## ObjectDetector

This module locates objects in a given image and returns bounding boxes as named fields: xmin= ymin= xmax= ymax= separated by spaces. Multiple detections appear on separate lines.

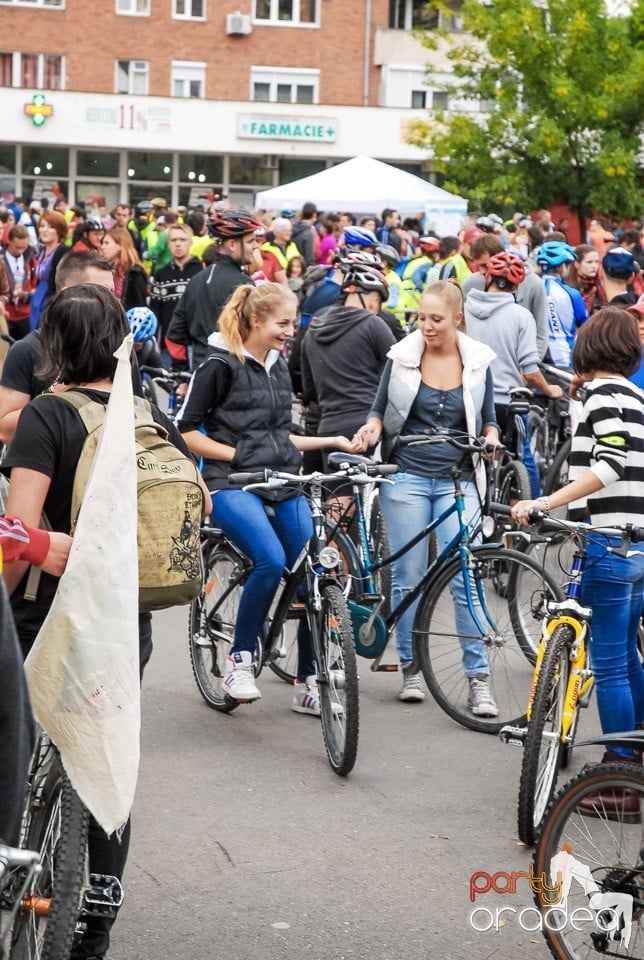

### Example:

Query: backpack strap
xmin=53 ymin=389 xmax=107 ymax=434
xmin=22 ymin=512 xmax=52 ymax=602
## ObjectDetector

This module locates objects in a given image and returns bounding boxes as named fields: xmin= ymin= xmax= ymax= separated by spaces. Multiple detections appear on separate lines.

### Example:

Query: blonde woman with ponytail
xmin=177 ymin=282 xmax=357 ymax=708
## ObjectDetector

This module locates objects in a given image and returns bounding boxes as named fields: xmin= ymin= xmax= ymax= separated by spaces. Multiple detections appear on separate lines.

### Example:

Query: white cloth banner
xmin=25 ymin=336 xmax=140 ymax=836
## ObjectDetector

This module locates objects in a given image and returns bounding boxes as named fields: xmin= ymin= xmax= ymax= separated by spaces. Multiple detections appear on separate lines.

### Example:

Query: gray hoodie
xmin=464 ymin=289 xmax=540 ymax=405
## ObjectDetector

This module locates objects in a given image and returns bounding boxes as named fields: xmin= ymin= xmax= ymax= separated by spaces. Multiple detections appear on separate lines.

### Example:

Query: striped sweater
xmin=569 ymin=377 xmax=644 ymax=525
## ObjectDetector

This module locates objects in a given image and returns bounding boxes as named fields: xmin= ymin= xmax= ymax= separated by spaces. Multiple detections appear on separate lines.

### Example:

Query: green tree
xmin=406 ymin=0 xmax=644 ymax=234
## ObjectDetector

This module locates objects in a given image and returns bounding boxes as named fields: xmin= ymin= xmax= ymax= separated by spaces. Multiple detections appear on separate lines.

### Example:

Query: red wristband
xmin=20 ymin=526 xmax=51 ymax=567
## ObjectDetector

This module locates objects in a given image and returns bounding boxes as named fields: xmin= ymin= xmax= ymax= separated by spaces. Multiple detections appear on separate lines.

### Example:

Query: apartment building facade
xmin=0 ymin=0 xmax=465 ymax=210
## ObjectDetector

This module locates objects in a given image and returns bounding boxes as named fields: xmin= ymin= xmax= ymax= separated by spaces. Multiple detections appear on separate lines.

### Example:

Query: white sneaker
xmin=398 ymin=670 xmax=425 ymax=703
xmin=292 ymin=676 xmax=321 ymax=716
xmin=223 ymin=651 xmax=261 ymax=701
xmin=468 ymin=675 xmax=498 ymax=717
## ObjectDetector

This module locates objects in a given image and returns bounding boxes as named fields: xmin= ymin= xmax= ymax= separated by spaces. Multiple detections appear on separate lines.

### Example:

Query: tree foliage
xmin=406 ymin=0 xmax=644 ymax=226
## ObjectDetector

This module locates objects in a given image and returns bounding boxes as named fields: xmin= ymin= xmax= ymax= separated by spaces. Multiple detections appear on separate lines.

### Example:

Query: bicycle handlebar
xmin=228 ymin=461 xmax=399 ymax=489
xmin=490 ymin=502 xmax=644 ymax=543
xmin=398 ymin=432 xmax=505 ymax=456
xmin=140 ymin=366 xmax=192 ymax=384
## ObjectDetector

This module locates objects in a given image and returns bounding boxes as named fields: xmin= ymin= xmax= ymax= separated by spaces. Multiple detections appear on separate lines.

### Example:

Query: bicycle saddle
xmin=327 ymin=452 xmax=376 ymax=469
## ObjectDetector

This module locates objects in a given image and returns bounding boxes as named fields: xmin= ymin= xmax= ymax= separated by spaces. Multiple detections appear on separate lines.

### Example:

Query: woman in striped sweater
xmin=512 ymin=307 xmax=644 ymax=778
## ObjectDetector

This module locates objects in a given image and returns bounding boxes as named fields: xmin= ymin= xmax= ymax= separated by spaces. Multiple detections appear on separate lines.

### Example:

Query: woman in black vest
xmin=177 ymin=282 xmax=356 ymax=710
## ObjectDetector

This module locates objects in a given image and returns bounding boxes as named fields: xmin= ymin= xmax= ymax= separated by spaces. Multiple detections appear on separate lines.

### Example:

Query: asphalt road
xmin=109 ymin=604 xmax=602 ymax=960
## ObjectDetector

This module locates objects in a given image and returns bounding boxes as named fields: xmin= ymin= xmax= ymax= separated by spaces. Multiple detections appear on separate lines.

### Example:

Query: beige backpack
xmin=56 ymin=390 xmax=203 ymax=611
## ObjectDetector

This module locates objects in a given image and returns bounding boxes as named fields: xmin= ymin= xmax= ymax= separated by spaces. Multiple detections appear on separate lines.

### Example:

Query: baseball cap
xmin=463 ymin=227 xmax=484 ymax=245
xmin=281 ymin=208 xmax=295 ymax=218
xmin=150 ymin=196 xmax=167 ymax=208
xmin=626 ymin=300 xmax=644 ymax=318
xmin=602 ymin=246 xmax=636 ymax=279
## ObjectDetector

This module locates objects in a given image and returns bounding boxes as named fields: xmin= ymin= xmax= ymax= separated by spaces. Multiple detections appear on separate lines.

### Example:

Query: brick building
xmin=0 ymin=0 xmax=465 ymax=210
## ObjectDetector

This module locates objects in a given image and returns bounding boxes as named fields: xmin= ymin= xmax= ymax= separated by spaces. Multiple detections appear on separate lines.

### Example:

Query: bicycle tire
xmin=533 ymin=761 xmax=644 ymax=959
xmin=363 ymin=490 xmax=392 ymax=622
xmin=543 ymin=437 xmax=572 ymax=496
xmin=10 ymin=752 xmax=88 ymax=960
xmin=499 ymin=459 xmax=532 ymax=504
xmin=188 ymin=543 xmax=246 ymax=712
xmin=413 ymin=547 xmax=561 ymax=734
xmin=517 ymin=624 xmax=574 ymax=846
xmin=315 ymin=582 xmax=359 ymax=776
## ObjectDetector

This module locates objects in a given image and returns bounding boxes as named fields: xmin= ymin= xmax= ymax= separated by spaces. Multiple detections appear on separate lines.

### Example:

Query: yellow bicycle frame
xmin=526 ymin=614 xmax=591 ymax=727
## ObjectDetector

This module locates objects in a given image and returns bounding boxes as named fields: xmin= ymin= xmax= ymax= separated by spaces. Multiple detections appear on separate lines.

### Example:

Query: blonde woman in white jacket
xmin=356 ymin=282 xmax=501 ymax=709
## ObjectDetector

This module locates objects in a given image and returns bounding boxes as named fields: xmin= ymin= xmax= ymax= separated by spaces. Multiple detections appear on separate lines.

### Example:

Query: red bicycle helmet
xmin=485 ymin=251 xmax=526 ymax=287
xmin=208 ymin=208 xmax=266 ymax=240
xmin=419 ymin=235 xmax=440 ymax=253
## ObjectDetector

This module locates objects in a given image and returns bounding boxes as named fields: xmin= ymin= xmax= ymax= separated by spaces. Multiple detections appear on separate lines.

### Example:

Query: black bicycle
xmin=188 ymin=466 xmax=360 ymax=776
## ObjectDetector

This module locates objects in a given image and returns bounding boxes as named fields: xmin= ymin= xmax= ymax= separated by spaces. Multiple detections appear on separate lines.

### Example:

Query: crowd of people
xmin=1 ymin=190 xmax=644 ymax=957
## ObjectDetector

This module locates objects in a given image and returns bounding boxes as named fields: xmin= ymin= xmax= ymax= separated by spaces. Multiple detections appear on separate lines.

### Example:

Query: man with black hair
xmin=291 ymin=201 xmax=320 ymax=266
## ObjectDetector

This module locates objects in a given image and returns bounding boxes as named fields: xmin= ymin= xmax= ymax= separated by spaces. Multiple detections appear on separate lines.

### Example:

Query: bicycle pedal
xmin=499 ymin=724 xmax=527 ymax=747
xmin=81 ymin=874 xmax=124 ymax=919
xmin=373 ymin=664 xmax=398 ymax=672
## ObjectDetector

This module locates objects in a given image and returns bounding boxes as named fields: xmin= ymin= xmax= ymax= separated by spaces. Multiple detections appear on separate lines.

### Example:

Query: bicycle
xmin=188 ymin=466 xmax=360 ymax=776
xmin=0 ymin=730 xmax=122 ymax=959
xmin=0 ymin=842 xmax=41 ymax=960
xmin=320 ymin=434 xmax=563 ymax=734
xmin=533 ymin=728 xmax=644 ymax=960
xmin=139 ymin=365 xmax=192 ymax=418
xmin=528 ymin=363 xmax=582 ymax=498
xmin=499 ymin=511 xmax=644 ymax=846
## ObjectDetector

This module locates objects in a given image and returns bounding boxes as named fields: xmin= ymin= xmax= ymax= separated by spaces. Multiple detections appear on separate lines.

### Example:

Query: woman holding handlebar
xmin=355 ymin=281 xmax=501 ymax=710
xmin=512 ymin=307 xmax=644 ymax=807
xmin=177 ymin=281 xmax=357 ymax=711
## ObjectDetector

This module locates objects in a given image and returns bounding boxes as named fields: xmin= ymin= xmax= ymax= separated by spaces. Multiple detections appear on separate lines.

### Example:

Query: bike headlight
xmin=482 ymin=515 xmax=497 ymax=539
xmin=318 ymin=546 xmax=340 ymax=569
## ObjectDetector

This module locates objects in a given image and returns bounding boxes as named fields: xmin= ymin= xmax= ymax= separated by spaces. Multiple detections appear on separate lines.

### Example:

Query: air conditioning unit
xmin=226 ymin=11 xmax=252 ymax=35
xmin=262 ymin=154 xmax=279 ymax=171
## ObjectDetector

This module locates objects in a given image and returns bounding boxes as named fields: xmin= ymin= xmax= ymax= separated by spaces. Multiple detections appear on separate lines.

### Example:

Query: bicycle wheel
xmin=362 ymin=490 xmax=392 ymax=621
xmin=517 ymin=624 xmax=574 ymax=846
xmin=267 ymin=585 xmax=302 ymax=684
xmin=11 ymin=751 xmax=88 ymax=960
xmin=414 ymin=547 xmax=561 ymax=734
xmin=543 ymin=437 xmax=572 ymax=497
xmin=499 ymin=459 xmax=532 ymax=505
xmin=188 ymin=543 xmax=247 ymax=712
xmin=534 ymin=762 xmax=644 ymax=959
xmin=315 ymin=582 xmax=359 ymax=776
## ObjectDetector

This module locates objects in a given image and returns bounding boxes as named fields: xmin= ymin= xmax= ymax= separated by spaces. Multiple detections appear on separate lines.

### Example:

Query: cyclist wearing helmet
xmin=465 ymin=251 xmax=563 ymax=497
xmin=127 ymin=306 xmax=163 ymax=369
xmin=300 ymin=261 xmax=396 ymax=454
xmin=536 ymin=240 xmax=588 ymax=367
xmin=166 ymin=207 xmax=265 ymax=372
xmin=72 ymin=217 xmax=105 ymax=254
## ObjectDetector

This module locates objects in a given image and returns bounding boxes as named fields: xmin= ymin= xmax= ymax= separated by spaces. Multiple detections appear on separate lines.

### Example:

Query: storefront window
xmin=22 ymin=145 xmax=69 ymax=177
xmin=21 ymin=179 xmax=69 ymax=206
xmin=228 ymin=155 xmax=274 ymax=187
xmin=128 ymin=184 xmax=171 ymax=208
xmin=0 ymin=144 xmax=15 ymax=200
xmin=279 ymin=158 xmax=325 ymax=182
xmin=178 ymin=153 xmax=223 ymax=184
xmin=77 ymin=151 xmax=120 ymax=178
xmin=126 ymin=151 xmax=172 ymax=182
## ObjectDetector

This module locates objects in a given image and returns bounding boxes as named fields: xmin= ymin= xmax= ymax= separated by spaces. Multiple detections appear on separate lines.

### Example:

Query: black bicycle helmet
xmin=341 ymin=263 xmax=389 ymax=301
xmin=82 ymin=217 xmax=104 ymax=232
xmin=208 ymin=208 xmax=266 ymax=240
xmin=334 ymin=251 xmax=383 ymax=271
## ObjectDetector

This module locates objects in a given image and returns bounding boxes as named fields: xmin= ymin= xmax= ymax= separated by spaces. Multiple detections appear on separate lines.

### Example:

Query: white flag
xmin=25 ymin=335 xmax=140 ymax=835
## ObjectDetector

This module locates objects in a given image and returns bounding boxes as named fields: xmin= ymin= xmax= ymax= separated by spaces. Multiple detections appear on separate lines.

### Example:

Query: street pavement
xmin=110 ymin=604 xmax=602 ymax=960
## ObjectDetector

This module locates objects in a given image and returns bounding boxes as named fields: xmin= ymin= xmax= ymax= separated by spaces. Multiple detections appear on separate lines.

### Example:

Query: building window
xmin=253 ymin=0 xmax=318 ymax=26
xmin=389 ymin=0 xmax=437 ymax=30
xmin=432 ymin=90 xmax=449 ymax=110
xmin=116 ymin=0 xmax=150 ymax=14
xmin=250 ymin=66 xmax=318 ymax=104
xmin=173 ymin=0 xmax=204 ymax=18
xmin=171 ymin=62 xmax=206 ymax=98
xmin=439 ymin=1 xmax=464 ymax=32
xmin=0 ymin=0 xmax=64 ymax=7
xmin=127 ymin=151 xmax=172 ymax=182
xmin=411 ymin=89 xmax=426 ymax=109
xmin=0 ymin=51 xmax=64 ymax=89
xmin=77 ymin=151 xmax=120 ymax=178
xmin=116 ymin=60 xmax=149 ymax=95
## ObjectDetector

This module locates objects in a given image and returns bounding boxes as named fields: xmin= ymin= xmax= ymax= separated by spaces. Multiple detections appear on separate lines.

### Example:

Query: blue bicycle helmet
xmin=127 ymin=306 xmax=158 ymax=341
xmin=536 ymin=240 xmax=577 ymax=270
xmin=343 ymin=226 xmax=377 ymax=248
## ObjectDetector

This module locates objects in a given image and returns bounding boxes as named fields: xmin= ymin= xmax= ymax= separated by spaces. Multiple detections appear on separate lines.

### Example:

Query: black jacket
xmin=150 ymin=256 xmax=203 ymax=336
xmin=176 ymin=337 xmax=301 ymax=493
xmin=301 ymin=305 xmax=396 ymax=434
xmin=166 ymin=254 xmax=253 ymax=371
xmin=291 ymin=220 xmax=316 ymax=266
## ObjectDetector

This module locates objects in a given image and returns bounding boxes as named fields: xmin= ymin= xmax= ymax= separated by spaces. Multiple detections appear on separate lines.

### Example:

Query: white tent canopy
xmin=255 ymin=155 xmax=467 ymax=233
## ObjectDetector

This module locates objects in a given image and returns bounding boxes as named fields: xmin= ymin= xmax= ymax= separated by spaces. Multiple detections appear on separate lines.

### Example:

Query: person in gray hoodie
xmin=301 ymin=261 xmax=396 ymax=447
xmin=464 ymin=251 xmax=562 ymax=497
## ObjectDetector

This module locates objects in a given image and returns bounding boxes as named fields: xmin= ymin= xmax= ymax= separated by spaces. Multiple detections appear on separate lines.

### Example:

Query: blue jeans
xmin=211 ymin=490 xmax=315 ymax=681
xmin=379 ymin=473 xmax=488 ymax=674
xmin=580 ymin=538 xmax=644 ymax=758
